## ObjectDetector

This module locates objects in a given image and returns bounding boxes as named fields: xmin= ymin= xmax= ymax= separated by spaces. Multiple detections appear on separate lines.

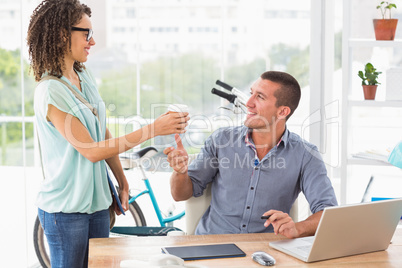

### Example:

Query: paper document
xmin=351 ymin=148 xmax=391 ymax=163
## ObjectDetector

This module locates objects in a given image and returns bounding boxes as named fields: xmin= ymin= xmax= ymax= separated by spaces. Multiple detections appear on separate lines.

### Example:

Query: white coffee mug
xmin=167 ymin=104 xmax=189 ymax=114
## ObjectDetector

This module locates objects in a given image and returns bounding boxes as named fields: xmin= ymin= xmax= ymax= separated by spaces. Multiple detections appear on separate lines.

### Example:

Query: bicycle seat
xmin=120 ymin=147 xmax=158 ymax=169
xmin=131 ymin=146 xmax=158 ymax=159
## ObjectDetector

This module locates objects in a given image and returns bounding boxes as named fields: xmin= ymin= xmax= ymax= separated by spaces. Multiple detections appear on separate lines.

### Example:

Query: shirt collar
xmin=243 ymin=126 xmax=289 ymax=148
xmin=280 ymin=127 xmax=289 ymax=148
xmin=242 ymin=127 xmax=253 ymax=148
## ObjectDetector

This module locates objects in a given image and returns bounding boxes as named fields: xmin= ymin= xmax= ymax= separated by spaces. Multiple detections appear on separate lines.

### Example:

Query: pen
xmin=261 ymin=215 xmax=271 ymax=220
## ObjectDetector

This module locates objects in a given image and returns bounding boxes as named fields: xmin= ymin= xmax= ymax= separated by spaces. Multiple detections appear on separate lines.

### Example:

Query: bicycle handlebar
xmin=216 ymin=80 xmax=233 ymax=91
xmin=211 ymin=88 xmax=236 ymax=103
xmin=215 ymin=80 xmax=248 ymax=106
xmin=212 ymin=80 xmax=247 ymax=114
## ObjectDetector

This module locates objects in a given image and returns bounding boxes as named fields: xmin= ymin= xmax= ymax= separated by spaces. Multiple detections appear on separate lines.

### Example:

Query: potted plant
xmin=358 ymin=63 xmax=382 ymax=100
xmin=374 ymin=1 xmax=398 ymax=40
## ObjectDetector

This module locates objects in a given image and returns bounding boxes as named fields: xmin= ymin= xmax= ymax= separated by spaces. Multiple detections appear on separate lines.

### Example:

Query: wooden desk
xmin=89 ymin=227 xmax=402 ymax=267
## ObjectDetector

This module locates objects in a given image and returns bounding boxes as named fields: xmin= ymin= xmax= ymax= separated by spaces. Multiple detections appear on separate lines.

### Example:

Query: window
xmin=1 ymin=1 xmax=327 ymax=267
xmin=127 ymin=8 xmax=135 ymax=18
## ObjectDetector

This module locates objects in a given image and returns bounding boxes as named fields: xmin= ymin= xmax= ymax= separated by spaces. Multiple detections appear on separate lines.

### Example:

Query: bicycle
xmin=112 ymin=146 xmax=185 ymax=234
xmin=33 ymin=146 xmax=185 ymax=268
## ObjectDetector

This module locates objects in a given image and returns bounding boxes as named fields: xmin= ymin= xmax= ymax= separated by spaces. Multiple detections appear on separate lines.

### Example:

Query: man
xmin=164 ymin=71 xmax=338 ymax=238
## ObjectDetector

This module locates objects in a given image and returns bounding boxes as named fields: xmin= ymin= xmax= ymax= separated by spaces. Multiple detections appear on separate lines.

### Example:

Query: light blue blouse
xmin=34 ymin=68 xmax=111 ymax=214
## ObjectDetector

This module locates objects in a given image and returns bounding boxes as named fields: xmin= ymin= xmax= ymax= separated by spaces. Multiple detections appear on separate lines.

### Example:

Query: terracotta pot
xmin=373 ymin=19 xmax=398 ymax=40
xmin=362 ymin=85 xmax=378 ymax=100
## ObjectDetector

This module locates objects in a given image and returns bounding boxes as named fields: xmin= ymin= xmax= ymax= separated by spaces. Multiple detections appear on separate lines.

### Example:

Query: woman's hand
xmin=152 ymin=112 xmax=189 ymax=136
xmin=114 ymin=187 xmax=129 ymax=215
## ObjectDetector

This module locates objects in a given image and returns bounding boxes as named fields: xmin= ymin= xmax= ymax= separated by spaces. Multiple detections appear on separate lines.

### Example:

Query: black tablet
xmin=161 ymin=243 xmax=246 ymax=260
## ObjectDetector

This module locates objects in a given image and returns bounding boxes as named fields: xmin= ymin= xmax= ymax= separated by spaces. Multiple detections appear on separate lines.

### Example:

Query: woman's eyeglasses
xmin=71 ymin=27 xmax=93 ymax=42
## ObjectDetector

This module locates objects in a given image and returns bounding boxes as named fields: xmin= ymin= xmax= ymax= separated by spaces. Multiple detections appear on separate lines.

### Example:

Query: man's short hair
xmin=261 ymin=71 xmax=301 ymax=120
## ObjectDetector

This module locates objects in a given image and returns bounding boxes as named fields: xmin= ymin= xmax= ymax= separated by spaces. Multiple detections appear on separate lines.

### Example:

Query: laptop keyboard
xmin=295 ymin=237 xmax=313 ymax=254
xmin=296 ymin=245 xmax=312 ymax=253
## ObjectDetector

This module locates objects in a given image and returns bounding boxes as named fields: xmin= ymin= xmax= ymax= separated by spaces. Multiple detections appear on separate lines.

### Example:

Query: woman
xmin=27 ymin=0 xmax=189 ymax=267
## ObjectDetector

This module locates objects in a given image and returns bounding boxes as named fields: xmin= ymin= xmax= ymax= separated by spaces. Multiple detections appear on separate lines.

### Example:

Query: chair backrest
xmin=184 ymin=154 xmax=211 ymax=235
xmin=185 ymin=183 xmax=212 ymax=235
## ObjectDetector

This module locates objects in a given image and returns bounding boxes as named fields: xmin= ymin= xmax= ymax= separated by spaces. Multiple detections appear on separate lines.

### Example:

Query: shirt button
xmin=247 ymin=206 xmax=250 ymax=209
xmin=254 ymin=167 xmax=259 ymax=170
xmin=250 ymin=187 xmax=254 ymax=190
xmin=243 ymin=224 xmax=246 ymax=227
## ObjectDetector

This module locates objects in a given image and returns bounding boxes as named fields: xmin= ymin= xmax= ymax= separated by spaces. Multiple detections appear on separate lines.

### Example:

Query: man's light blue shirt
xmin=188 ymin=126 xmax=338 ymax=234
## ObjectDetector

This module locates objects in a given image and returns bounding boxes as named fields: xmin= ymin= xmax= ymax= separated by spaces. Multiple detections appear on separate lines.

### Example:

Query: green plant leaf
xmin=358 ymin=71 xmax=367 ymax=85
xmin=365 ymin=62 xmax=374 ymax=73
xmin=359 ymin=62 xmax=381 ymax=85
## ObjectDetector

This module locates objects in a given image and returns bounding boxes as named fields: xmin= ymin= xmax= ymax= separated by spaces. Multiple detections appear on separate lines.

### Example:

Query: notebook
xmin=269 ymin=198 xmax=402 ymax=263
xmin=106 ymin=169 xmax=125 ymax=215
xmin=161 ymin=243 xmax=246 ymax=260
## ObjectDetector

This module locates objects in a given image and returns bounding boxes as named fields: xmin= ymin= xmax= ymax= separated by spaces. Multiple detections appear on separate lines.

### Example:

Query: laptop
xmin=269 ymin=198 xmax=402 ymax=262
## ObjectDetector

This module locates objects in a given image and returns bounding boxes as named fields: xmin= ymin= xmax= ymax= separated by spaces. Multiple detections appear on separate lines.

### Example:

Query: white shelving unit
xmin=349 ymin=39 xmax=402 ymax=48
xmin=341 ymin=1 xmax=402 ymax=204
xmin=348 ymin=100 xmax=402 ymax=108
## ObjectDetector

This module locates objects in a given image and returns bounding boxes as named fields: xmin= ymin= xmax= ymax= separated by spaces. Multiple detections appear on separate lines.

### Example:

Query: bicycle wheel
xmin=33 ymin=216 xmax=50 ymax=268
xmin=33 ymin=201 xmax=145 ymax=267
xmin=111 ymin=201 xmax=147 ymax=230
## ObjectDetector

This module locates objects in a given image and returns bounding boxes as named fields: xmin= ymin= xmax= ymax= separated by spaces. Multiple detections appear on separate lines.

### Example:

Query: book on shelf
xmin=351 ymin=149 xmax=391 ymax=163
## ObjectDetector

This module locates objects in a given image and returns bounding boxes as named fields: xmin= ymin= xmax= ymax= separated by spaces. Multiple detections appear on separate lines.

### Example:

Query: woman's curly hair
xmin=27 ymin=0 xmax=91 ymax=81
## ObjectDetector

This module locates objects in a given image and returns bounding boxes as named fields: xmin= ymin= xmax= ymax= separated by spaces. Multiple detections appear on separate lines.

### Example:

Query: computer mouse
xmin=149 ymin=254 xmax=185 ymax=266
xmin=252 ymin=251 xmax=276 ymax=266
